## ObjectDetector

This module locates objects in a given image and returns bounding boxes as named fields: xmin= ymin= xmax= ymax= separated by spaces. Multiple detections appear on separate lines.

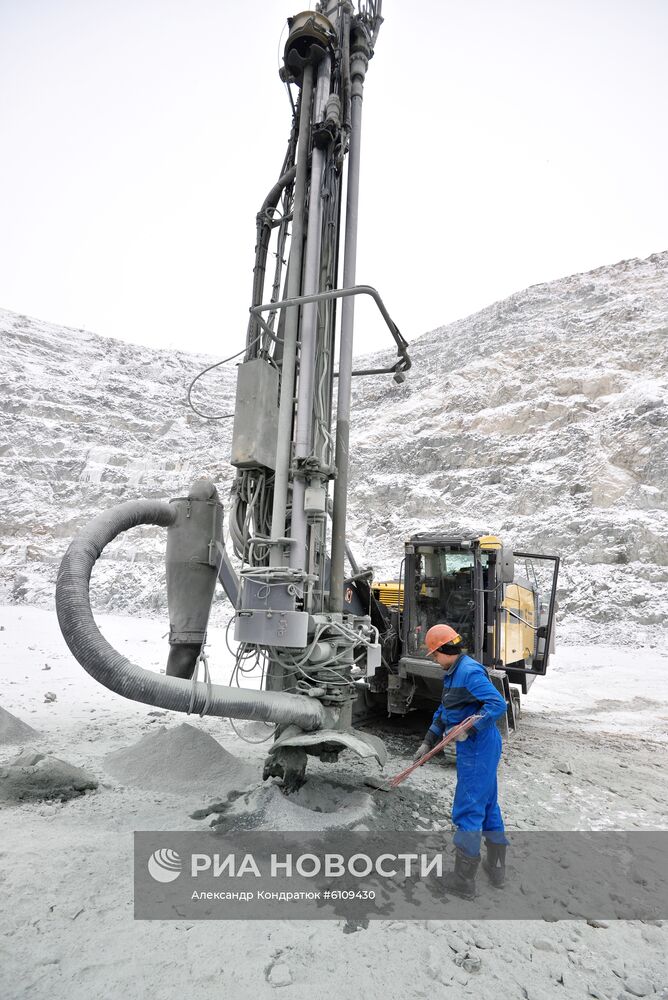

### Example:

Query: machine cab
xmin=375 ymin=533 xmax=559 ymax=716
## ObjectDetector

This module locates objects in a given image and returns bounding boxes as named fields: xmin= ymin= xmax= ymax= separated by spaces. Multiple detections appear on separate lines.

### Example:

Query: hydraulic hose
xmin=55 ymin=499 xmax=326 ymax=730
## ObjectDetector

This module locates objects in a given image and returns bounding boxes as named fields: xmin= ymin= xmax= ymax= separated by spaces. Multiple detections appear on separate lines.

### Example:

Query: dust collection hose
xmin=55 ymin=499 xmax=326 ymax=730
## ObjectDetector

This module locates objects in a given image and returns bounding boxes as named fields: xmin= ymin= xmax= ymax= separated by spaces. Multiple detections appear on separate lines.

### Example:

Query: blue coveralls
xmin=427 ymin=653 xmax=509 ymax=857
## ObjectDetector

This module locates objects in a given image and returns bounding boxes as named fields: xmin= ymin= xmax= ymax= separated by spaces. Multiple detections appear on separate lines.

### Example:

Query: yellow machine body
xmin=372 ymin=581 xmax=404 ymax=611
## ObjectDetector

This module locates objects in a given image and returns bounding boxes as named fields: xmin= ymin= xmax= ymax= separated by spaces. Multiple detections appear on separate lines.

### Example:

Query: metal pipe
xmin=249 ymin=164 xmax=298 ymax=350
xmin=330 ymin=38 xmax=369 ymax=612
xmin=290 ymin=55 xmax=332 ymax=573
xmin=325 ymin=495 xmax=360 ymax=575
xmin=269 ymin=63 xmax=315 ymax=567
xmin=474 ymin=552 xmax=484 ymax=662
xmin=250 ymin=284 xmax=410 ymax=372
xmin=345 ymin=541 xmax=360 ymax=576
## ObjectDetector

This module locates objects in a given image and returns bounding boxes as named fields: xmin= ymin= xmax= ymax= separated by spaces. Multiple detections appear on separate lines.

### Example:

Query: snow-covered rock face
xmin=0 ymin=311 xmax=235 ymax=614
xmin=346 ymin=251 xmax=668 ymax=637
xmin=1 ymin=251 xmax=667 ymax=636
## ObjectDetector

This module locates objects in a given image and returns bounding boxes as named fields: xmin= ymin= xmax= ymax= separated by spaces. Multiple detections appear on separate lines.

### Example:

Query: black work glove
xmin=412 ymin=730 xmax=438 ymax=762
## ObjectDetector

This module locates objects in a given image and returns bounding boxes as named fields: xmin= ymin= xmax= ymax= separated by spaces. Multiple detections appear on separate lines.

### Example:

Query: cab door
xmin=506 ymin=552 xmax=560 ymax=677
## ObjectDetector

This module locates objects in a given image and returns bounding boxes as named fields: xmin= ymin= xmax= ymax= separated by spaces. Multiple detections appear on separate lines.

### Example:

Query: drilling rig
xmin=56 ymin=2 xmax=411 ymax=790
xmin=55 ymin=4 xmax=560 ymax=790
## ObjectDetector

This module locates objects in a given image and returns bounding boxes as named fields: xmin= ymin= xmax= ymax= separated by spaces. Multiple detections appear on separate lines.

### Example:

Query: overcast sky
xmin=1 ymin=0 xmax=667 ymax=360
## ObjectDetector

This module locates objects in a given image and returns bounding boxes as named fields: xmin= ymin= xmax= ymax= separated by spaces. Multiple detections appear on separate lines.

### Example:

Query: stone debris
xmin=12 ymin=748 xmax=45 ymax=767
xmin=444 ymin=931 xmax=467 ymax=953
xmin=640 ymin=925 xmax=665 ymax=946
xmin=425 ymin=944 xmax=441 ymax=979
xmin=623 ymin=977 xmax=654 ymax=998
xmin=533 ymin=937 xmax=561 ymax=953
xmin=454 ymin=953 xmax=482 ymax=973
xmin=473 ymin=933 xmax=494 ymax=949
xmin=0 ymin=749 xmax=97 ymax=802
xmin=554 ymin=760 xmax=573 ymax=775
xmin=267 ymin=963 xmax=293 ymax=988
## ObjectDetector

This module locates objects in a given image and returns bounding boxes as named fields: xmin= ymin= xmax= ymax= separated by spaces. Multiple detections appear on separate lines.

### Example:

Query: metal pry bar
xmin=388 ymin=715 xmax=483 ymax=789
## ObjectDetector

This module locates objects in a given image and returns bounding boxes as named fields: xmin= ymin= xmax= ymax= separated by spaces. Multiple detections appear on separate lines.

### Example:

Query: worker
xmin=413 ymin=623 xmax=509 ymax=899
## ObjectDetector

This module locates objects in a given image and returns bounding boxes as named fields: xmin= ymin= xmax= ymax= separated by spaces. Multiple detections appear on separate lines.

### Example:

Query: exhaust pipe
xmin=55 ymin=491 xmax=326 ymax=731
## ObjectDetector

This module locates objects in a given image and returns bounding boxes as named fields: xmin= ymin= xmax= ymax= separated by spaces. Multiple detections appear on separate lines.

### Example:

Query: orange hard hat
xmin=424 ymin=623 xmax=462 ymax=654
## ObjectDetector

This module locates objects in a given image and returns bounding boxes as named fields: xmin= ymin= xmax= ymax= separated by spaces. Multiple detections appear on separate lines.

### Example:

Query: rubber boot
xmin=443 ymin=848 xmax=479 ymax=900
xmin=482 ymin=840 xmax=506 ymax=888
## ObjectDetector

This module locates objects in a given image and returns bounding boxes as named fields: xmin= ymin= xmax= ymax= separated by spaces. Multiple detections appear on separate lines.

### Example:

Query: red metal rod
xmin=388 ymin=714 xmax=483 ymax=788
